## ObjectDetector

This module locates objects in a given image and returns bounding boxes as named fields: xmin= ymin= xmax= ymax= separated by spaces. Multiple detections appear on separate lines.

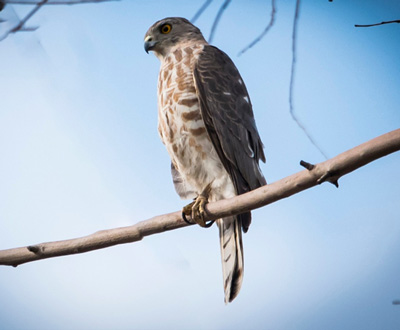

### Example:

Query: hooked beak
xmin=144 ymin=35 xmax=157 ymax=54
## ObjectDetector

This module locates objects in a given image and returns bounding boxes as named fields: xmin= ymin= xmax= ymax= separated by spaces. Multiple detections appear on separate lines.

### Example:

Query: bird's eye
xmin=160 ymin=24 xmax=172 ymax=34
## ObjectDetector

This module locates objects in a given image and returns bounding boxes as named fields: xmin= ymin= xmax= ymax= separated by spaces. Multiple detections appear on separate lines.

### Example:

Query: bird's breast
xmin=156 ymin=44 xmax=229 ymax=193
xmin=157 ymin=45 xmax=210 ymax=156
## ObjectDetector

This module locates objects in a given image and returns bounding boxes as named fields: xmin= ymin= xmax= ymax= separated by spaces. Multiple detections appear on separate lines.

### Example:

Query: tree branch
xmin=0 ymin=129 xmax=399 ymax=267
xmin=237 ymin=0 xmax=276 ymax=56
xmin=8 ymin=0 xmax=47 ymax=33
xmin=289 ymin=0 xmax=329 ymax=160
xmin=0 ymin=0 xmax=46 ymax=41
xmin=355 ymin=20 xmax=400 ymax=28
xmin=191 ymin=0 xmax=212 ymax=24
xmin=0 ymin=0 xmax=116 ymax=42
xmin=3 ymin=0 xmax=116 ymax=4
xmin=208 ymin=0 xmax=231 ymax=43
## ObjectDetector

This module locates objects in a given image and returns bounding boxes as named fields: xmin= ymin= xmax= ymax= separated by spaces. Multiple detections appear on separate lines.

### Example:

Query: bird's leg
xmin=182 ymin=183 xmax=215 ymax=228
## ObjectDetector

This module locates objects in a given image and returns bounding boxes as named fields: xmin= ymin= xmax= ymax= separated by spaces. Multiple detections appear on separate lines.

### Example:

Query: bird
xmin=144 ymin=17 xmax=266 ymax=303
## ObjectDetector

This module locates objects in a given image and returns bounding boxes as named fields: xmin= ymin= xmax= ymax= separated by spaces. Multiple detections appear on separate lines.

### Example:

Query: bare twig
xmin=289 ymin=0 xmax=329 ymax=160
xmin=1 ymin=129 xmax=399 ymax=267
xmin=191 ymin=0 xmax=212 ymax=23
xmin=3 ymin=0 xmax=116 ymax=4
xmin=237 ymin=0 xmax=276 ymax=56
xmin=0 ymin=0 xmax=46 ymax=41
xmin=208 ymin=0 xmax=231 ymax=43
xmin=0 ymin=0 xmax=116 ymax=42
xmin=355 ymin=20 xmax=400 ymax=28
xmin=9 ymin=0 xmax=46 ymax=32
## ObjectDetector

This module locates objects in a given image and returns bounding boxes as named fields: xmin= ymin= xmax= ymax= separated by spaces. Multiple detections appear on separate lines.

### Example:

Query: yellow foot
xmin=181 ymin=184 xmax=214 ymax=228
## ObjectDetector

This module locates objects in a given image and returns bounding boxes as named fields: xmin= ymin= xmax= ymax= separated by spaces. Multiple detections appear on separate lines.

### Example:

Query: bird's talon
xmin=182 ymin=186 xmax=211 ymax=228
xmin=182 ymin=211 xmax=193 ymax=225
xmin=204 ymin=220 xmax=215 ymax=228
xmin=182 ymin=201 xmax=195 ymax=224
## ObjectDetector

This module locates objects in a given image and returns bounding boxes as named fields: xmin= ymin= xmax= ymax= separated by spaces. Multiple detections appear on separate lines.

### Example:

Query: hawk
xmin=144 ymin=17 xmax=266 ymax=303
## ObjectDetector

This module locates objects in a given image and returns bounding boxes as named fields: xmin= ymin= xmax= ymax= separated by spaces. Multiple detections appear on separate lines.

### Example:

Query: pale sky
xmin=1 ymin=1 xmax=400 ymax=329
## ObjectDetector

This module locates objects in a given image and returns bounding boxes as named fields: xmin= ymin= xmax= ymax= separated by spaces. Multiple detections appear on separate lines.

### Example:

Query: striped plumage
xmin=144 ymin=17 xmax=266 ymax=303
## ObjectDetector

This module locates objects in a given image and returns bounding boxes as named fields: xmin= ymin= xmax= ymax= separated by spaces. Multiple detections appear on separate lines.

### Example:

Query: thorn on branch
xmin=317 ymin=171 xmax=339 ymax=188
xmin=28 ymin=245 xmax=42 ymax=254
xmin=300 ymin=160 xmax=315 ymax=171
xmin=301 ymin=160 xmax=339 ymax=187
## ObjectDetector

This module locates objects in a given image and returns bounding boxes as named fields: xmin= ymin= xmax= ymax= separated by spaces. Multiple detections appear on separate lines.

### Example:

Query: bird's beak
xmin=144 ymin=35 xmax=157 ymax=54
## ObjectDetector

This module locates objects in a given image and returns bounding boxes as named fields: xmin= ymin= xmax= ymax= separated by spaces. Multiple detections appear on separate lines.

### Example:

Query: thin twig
xmin=0 ymin=0 xmax=46 ymax=41
xmin=289 ymin=0 xmax=329 ymax=159
xmin=9 ymin=0 xmax=47 ymax=32
xmin=237 ymin=0 xmax=276 ymax=56
xmin=208 ymin=0 xmax=231 ymax=43
xmin=0 ymin=128 xmax=399 ymax=267
xmin=3 ymin=0 xmax=116 ymax=4
xmin=0 ymin=0 xmax=116 ymax=42
xmin=355 ymin=20 xmax=400 ymax=28
xmin=191 ymin=0 xmax=212 ymax=23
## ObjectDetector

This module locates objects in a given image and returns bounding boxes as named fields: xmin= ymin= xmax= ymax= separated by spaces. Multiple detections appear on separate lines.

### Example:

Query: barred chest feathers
xmin=157 ymin=43 xmax=235 ymax=200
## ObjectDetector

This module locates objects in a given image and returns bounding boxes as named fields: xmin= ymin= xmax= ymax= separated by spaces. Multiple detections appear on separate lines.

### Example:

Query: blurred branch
xmin=0 ymin=0 xmax=116 ymax=42
xmin=238 ymin=0 xmax=276 ymax=56
xmin=208 ymin=0 xmax=230 ymax=43
xmin=289 ymin=0 xmax=329 ymax=159
xmin=0 ymin=0 xmax=45 ymax=41
xmin=3 ymin=0 xmax=116 ymax=4
xmin=1 ymin=129 xmax=399 ymax=267
xmin=191 ymin=0 xmax=212 ymax=23
xmin=8 ymin=0 xmax=46 ymax=31
xmin=355 ymin=20 xmax=400 ymax=28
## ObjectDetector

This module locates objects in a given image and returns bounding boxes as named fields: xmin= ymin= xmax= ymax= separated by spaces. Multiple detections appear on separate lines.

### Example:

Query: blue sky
xmin=0 ymin=0 xmax=399 ymax=329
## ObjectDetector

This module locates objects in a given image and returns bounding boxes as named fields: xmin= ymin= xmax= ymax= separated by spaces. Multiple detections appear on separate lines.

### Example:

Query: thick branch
xmin=0 ymin=129 xmax=399 ymax=267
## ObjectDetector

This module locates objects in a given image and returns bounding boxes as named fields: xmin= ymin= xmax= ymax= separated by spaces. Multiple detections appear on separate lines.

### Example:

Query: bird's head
xmin=144 ymin=17 xmax=206 ymax=58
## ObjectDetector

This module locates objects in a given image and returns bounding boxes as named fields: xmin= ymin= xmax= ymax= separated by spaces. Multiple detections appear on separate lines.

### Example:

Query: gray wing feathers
xmin=193 ymin=45 xmax=266 ymax=196
xmin=193 ymin=45 xmax=267 ymax=302
xmin=194 ymin=45 xmax=266 ymax=233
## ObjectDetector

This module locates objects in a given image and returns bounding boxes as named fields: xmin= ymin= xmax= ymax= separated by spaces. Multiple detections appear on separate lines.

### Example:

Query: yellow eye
xmin=160 ymin=24 xmax=172 ymax=34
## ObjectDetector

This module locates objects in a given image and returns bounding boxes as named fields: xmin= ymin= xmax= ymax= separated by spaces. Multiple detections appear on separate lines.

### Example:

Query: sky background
xmin=0 ymin=0 xmax=399 ymax=329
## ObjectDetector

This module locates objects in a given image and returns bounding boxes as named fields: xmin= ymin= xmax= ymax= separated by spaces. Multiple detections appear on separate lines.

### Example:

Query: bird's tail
xmin=217 ymin=216 xmax=244 ymax=304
